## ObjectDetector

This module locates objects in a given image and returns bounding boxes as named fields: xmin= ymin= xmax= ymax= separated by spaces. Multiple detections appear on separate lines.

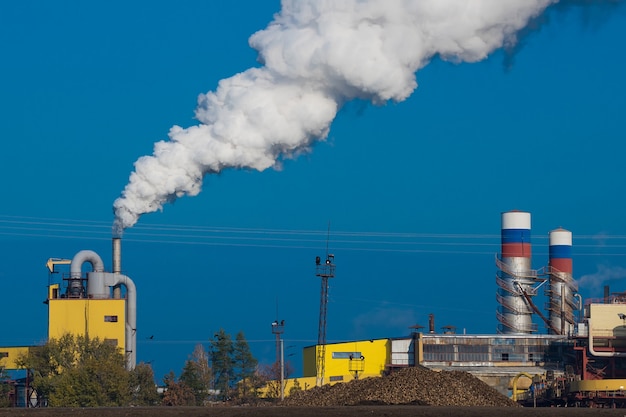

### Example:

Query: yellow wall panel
xmin=0 ymin=346 xmax=30 ymax=369
xmin=48 ymin=298 xmax=126 ymax=351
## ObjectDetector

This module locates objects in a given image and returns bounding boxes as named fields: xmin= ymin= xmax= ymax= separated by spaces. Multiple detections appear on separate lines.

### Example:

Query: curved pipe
xmin=70 ymin=250 xmax=104 ymax=279
xmin=588 ymin=318 xmax=626 ymax=358
xmin=85 ymin=271 xmax=137 ymax=370
xmin=109 ymin=273 xmax=137 ymax=370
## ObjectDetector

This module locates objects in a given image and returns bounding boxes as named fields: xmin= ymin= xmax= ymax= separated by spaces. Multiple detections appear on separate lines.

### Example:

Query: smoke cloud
xmin=113 ymin=0 xmax=606 ymax=233
xmin=577 ymin=265 xmax=626 ymax=290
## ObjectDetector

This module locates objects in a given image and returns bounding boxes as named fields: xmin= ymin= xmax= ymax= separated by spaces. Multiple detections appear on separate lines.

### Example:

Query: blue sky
xmin=1 ymin=1 xmax=626 ymax=380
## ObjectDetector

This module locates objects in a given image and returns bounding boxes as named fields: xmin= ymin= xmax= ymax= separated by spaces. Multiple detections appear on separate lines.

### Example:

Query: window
xmin=329 ymin=376 xmax=344 ymax=382
xmin=104 ymin=339 xmax=118 ymax=347
xmin=104 ymin=315 xmax=118 ymax=322
xmin=502 ymin=353 xmax=509 ymax=361
xmin=332 ymin=351 xmax=361 ymax=359
xmin=0 ymin=352 xmax=8 ymax=359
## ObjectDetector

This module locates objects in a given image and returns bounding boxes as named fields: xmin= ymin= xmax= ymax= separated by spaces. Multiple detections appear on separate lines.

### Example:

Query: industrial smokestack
xmin=112 ymin=237 xmax=122 ymax=299
xmin=113 ymin=0 xmax=613 ymax=233
xmin=428 ymin=313 xmax=435 ymax=334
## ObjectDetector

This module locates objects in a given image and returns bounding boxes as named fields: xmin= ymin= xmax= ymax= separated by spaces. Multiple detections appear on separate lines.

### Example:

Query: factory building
xmin=45 ymin=239 xmax=137 ymax=371
xmin=1 ymin=238 xmax=137 ymax=406
xmin=289 ymin=210 xmax=626 ymax=405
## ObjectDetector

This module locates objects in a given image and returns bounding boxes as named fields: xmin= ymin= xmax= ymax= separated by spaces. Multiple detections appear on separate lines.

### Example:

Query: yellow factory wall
xmin=589 ymin=304 xmax=626 ymax=339
xmin=48 ymin=298 xmax=126 ymax=351
xmin=303 ymin=339 xmax=390 ymax=384
xmin=0 ymin=346 xmax=30 ymax=370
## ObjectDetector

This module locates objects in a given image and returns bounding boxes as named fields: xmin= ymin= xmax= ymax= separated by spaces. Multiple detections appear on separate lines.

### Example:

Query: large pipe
xmin=112 ymin=237 xmax=122 ymax=299
xmin=588 ymin=317 xmax=626 ymax=358
xmin=87 ymin=271 xmax=137 ymax=370
xmin=70 ymin=250 xmax=105 ymax=278
xmin=69 ymin=250 xmax=105 ymax=298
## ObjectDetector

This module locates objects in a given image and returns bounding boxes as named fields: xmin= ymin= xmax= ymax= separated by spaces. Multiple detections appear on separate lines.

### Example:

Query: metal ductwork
xmin=86 ymin=271 xmax=137 ymax=370
xmin=69 ymin=244 xmax=137 ymax=371
xmin=112 ymin=237 xmax=122 ymax=299
xmin=68 ymin=250 xmax=105 ymax=298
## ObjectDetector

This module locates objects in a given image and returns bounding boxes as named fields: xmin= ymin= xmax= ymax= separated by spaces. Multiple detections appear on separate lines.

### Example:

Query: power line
xmin=1 ymin=214 xmax=625 ymax=256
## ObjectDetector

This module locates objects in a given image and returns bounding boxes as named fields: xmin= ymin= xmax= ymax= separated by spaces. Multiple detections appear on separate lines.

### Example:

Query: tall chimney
xmin=112 ymin=237 xmax=122 ymax=298
xmin=429 ymin=313 xmax=435 ymax=334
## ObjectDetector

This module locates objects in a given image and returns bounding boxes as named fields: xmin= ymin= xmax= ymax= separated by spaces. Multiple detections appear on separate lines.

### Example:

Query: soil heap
xmin=283 ymin=366 xmax=519 ymax=407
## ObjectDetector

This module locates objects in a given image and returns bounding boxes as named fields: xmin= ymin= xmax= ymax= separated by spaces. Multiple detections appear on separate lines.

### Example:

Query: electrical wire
xmin=0 ymin=214 xmax=625 ymax=256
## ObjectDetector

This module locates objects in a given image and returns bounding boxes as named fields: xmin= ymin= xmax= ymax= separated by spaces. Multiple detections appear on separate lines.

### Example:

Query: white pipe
xmin=109 ymin=273 xmax=137 ymax=370
xmin=70 ymin=250 xmax=104 ymax=278
xmin=588 ymin=318 xmax=626 ymax=358
xmin=89 ymin=271 xmax=137 ymax=370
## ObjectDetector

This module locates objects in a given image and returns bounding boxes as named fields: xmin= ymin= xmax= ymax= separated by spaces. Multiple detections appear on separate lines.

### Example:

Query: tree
xmin=129 ymin=362 xmax=160 ymax=406
xmin=210 ymin=329 xmax=234 ymax=400
xmin=232 ymin=331 xmax=259 ymax=399
xmin=259 ymin=360 xmax=294 ymax=399
xmin=0 ymin=366 xmax=11 ymax=407
xmin=16 ymin=333 xmax=130 ymax=407
xmin=161 ymin=371 xmax=195 ymax=406
xmin=289 ymin=378 xmax=302 ymax=396
xmin=179 ymin=344 xmax=212 ymax=405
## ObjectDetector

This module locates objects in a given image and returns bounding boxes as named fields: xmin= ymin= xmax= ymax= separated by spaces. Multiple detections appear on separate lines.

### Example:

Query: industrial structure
xmin=315 ymin=253 xmax=335 ymax=387
xmin=0 ymin=238 xmax=137 ymax=406
xmin=4 ymin=210 xmax=626 ymax=407
xmin=283 ymin=210 xmax=626 ymax=407
xmin=46 ymin=238 xmax=137 ymax=370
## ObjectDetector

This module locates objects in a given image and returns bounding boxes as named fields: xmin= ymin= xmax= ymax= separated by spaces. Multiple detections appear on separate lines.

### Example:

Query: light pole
xmin=280 ymin=338 xmax=285 ymax=401
xmin=271 ymin=320 xmax=285 ymax=401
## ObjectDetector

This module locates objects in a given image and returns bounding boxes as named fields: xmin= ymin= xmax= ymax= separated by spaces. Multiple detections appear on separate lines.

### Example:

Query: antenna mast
xmin=315 ymin=223 xmax=335 ymax=387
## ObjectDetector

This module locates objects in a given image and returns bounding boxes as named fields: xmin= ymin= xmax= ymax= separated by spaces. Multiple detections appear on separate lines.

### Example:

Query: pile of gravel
xmin=283 ymin=366 xmax=519 ymax=407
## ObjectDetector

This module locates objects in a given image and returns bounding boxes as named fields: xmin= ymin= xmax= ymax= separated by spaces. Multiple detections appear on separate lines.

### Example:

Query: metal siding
xmin=48 ymin=298 xmax=126 ymax=353
xmin=501 ymin=243 xmax=532 ymax=258
xmin=549 ymin=245 xmax=572 ymax=259
xmin=501 ymin=211 xmax=531 ymax=230
xmin=501 ymin=229 xmax=531 ymax=243
xmin=549 ymin=258 xmax=572 ymax=273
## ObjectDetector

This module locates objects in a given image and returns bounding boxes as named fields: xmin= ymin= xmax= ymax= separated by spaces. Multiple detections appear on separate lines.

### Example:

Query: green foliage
xmin=0 ymin=366 xmax=11 ymax=408
xmin=16 ymin=333 xmax=157 ymax=407
xmin=233 ymin=331 xmax=259 ymax=399
xmin=210 ymin=329 xmax=234 ymax=400
xmin=179 ymin=344 xmax=212 ymax=405
xmin=129 ymin=363 xmax=160 ymax=406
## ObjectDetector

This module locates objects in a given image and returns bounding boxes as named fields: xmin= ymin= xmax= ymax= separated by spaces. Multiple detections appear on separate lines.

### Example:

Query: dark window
xmin=0 ymin=352 xmax=8 ymax=359
xmin=329 ymin=376 xmax=344 ymax=382
xmin=104 ymin=339 xmax=118 ymax=347
xmin=529 ymin=353 xmax=534 ymax=361
xmin=502 ymin=353 xmax=509 ymax=361
xmin=104 ymin=315 xmax=118 ymax=322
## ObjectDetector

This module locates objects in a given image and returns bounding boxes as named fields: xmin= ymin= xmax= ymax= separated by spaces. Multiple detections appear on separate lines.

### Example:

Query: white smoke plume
xmin=577 ymin=265 xmax=626 ymax=290
xmin=113 ymin=0 xmax=609 ymax=234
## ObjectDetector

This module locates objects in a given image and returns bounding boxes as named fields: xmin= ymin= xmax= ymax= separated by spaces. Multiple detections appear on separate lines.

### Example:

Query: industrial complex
xmin=2 ymin=210 xmax=626 ymax=407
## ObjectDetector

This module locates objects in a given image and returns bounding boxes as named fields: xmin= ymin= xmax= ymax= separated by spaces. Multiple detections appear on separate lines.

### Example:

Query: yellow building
xmin=44 ymin=245 xmax=137 ymax=370
xmin=302 ymin=338 xmax=391 ymax=384
xmin=47 ymin=284 xmax=127 ymax=350
xmin=0 ymin=347 xmax=30 ymax=370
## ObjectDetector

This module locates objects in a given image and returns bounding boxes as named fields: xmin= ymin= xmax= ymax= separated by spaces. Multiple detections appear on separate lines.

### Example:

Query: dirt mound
xmin=284 ymin=366 xmax=519 ymax=407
